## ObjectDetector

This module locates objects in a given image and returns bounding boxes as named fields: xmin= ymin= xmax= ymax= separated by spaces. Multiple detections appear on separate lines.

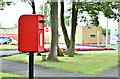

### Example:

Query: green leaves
xmin=102 ymin=28 xmax=110 ymax=35
xmin=0 ymin=0 xmax=12 ymax=10
xmin=38 ymin=3 xmax=51 ymax=27
xmin=75 ymin=2 xmax=120 ymax=26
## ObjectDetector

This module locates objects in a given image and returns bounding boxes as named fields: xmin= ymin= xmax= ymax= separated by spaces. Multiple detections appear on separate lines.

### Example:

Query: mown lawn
xmin=2 ymin=50 xmax=118 ymax=75
xmin=0 ymin=72 xmax=25 ymax=77
xmin=0 ymin=45 xmax=18 ymax=50
xmin=108 ymin=42 xmax=120 ymax=47
xmin=0 ymin=72 xmax=41 ymax=79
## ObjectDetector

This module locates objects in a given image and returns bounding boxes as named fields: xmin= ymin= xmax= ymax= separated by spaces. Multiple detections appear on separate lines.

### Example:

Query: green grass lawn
xmin=0 ymin=45 xmax=18 ymax=50
xmin=0 ymin=72 xmax=41 ymax=79
xmin=108 ymin=44 xmax=117 ymax=47
xmin=0 ymin=72 xmax=25 ymax=77
xmin=108 ymin=42 xmax=120 ymax=47
xmin=2 ymin=50 xmax=118 ymax=75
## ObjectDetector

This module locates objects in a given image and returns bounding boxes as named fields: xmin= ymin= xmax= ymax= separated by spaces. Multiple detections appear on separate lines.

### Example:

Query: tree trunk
xmin=57 ymin=30 xmax=64 ymax=56
xmin=68 ymin=3 xmax=78 ymax=57
xmin=60 ymin=1 xmax=71 ymax=50
xmin=31 ymin=0 xmax=36 ymax=14
xmin=47 ymin=2 xmax=59 ymax=62
xmin=57 ymin=45 xmax=64 ymax=56
xmin=37 ymin=52 xmax=41 ymax=56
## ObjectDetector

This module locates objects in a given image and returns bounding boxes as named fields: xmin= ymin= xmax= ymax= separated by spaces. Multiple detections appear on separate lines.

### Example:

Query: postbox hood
xmin=39 ymin=18 xmax=46 ymax=22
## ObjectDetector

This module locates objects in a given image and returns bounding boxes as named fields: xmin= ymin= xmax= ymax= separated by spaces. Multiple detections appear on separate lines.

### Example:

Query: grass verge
xmin=0 ymin=72 xmax=25 ymax=77
xmin=108 ymin=42 xmax=120 ymax=47
xmin=0 ymin=45 xmax=18 ymax=50
xmin=2 ymin=50 xmax=118 ymax=75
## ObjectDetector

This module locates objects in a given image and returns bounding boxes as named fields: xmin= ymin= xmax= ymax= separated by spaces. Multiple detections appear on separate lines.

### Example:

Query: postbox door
xmin=38 ymin=29 xmax=44 ymax=52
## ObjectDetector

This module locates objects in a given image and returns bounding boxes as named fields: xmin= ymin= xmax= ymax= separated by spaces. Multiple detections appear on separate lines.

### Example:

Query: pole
xmin=106 ymin=18 xmax=108 ymax=48
xmin=29 ymin=52 xmax=34 ymax=79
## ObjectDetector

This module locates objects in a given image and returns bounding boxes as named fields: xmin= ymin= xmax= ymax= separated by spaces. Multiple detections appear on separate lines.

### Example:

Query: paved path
xmin=1 ymin=59 xmax=118 ymax=77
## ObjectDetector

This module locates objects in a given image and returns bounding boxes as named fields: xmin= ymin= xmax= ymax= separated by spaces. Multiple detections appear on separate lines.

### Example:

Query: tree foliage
xmin=13 ymin=24 xmax=17 ymax=29
xmin=75 ymin=2 xmax=120 ymax=26
xmin=102 ymin=28 xmax=110 ymax=35
xmin=0 ymin=0 xmax=12 ymax=10
xmin=60 ymin=1 xmax=120 ymax=57
xmin=38 ymin=4 xmax=50 ymax=27
xmin=64 ymin=16 xmax=70 ymax=26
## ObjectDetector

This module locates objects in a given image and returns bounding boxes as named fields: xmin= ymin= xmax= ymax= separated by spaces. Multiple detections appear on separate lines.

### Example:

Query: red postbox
xmin=18 ymin=14 xmax=45 ymax=52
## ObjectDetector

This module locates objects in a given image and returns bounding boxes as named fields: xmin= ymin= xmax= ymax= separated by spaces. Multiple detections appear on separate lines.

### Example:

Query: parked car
xmin=9 ymin=40 xmax=18 ymax=45
xmin=0 ymin=36 xmax=12 ymax=44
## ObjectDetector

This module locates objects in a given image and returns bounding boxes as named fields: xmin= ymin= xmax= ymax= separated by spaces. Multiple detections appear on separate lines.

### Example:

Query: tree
xmin=0 ymin=0 xmax=12 ymax=10
xmin=102 ymin=28 xmax=110 ymax=35
xmin=60 ymin=1 xmax=71 ymax=51
xmin=38 ymin=4 xmax=50 ymax=27
xmin=68 ymin=2 xmax=78 ymax=57
xmin=64 ymin=16 xmax=70 ymax=26
xmin=60 ymin=1 xmax=120 ymax=57
xmin=13 ymin=24 xmax=17 ymax=28
xmin=60 ymin=1 xmax=78 ymax=57
xmin=47 ymin=2 xmax=59 ymax=61
xmin=57 ymin=45 xmax=64 ymax=56
xmin=39 ymin=2 xmax=63 ymax=57
xmin=76 ymin=2 xmax=120 ymax=26
xmin=21 ymin=0 xmax=36 ymax=14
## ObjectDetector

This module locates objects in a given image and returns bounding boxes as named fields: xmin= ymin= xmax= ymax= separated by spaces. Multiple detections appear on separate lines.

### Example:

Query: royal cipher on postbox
xmin=18 ymin=14 xmax=45 ymax=52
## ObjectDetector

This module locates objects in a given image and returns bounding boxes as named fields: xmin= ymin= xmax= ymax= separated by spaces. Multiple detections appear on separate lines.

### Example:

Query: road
xmin=0 ymin=49 xmax=19 ymax=56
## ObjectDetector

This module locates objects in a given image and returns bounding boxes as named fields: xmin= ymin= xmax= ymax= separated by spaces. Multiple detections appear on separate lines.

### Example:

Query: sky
xmin=0 ymin=0 xmax=119 ymax=30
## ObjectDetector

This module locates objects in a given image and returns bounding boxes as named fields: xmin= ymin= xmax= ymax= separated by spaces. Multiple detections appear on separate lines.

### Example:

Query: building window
xmin=90 ymin=35 xmax=95 ymax=38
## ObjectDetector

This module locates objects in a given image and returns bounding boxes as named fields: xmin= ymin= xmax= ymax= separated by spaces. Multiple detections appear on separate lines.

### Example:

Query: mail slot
xmin=18 ymin=14 xmax=45 ymax=52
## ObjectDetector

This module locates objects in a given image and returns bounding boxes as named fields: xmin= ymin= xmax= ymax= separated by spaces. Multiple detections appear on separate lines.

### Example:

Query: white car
xmin=0 ymin=36 xmax=12 ymax=44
